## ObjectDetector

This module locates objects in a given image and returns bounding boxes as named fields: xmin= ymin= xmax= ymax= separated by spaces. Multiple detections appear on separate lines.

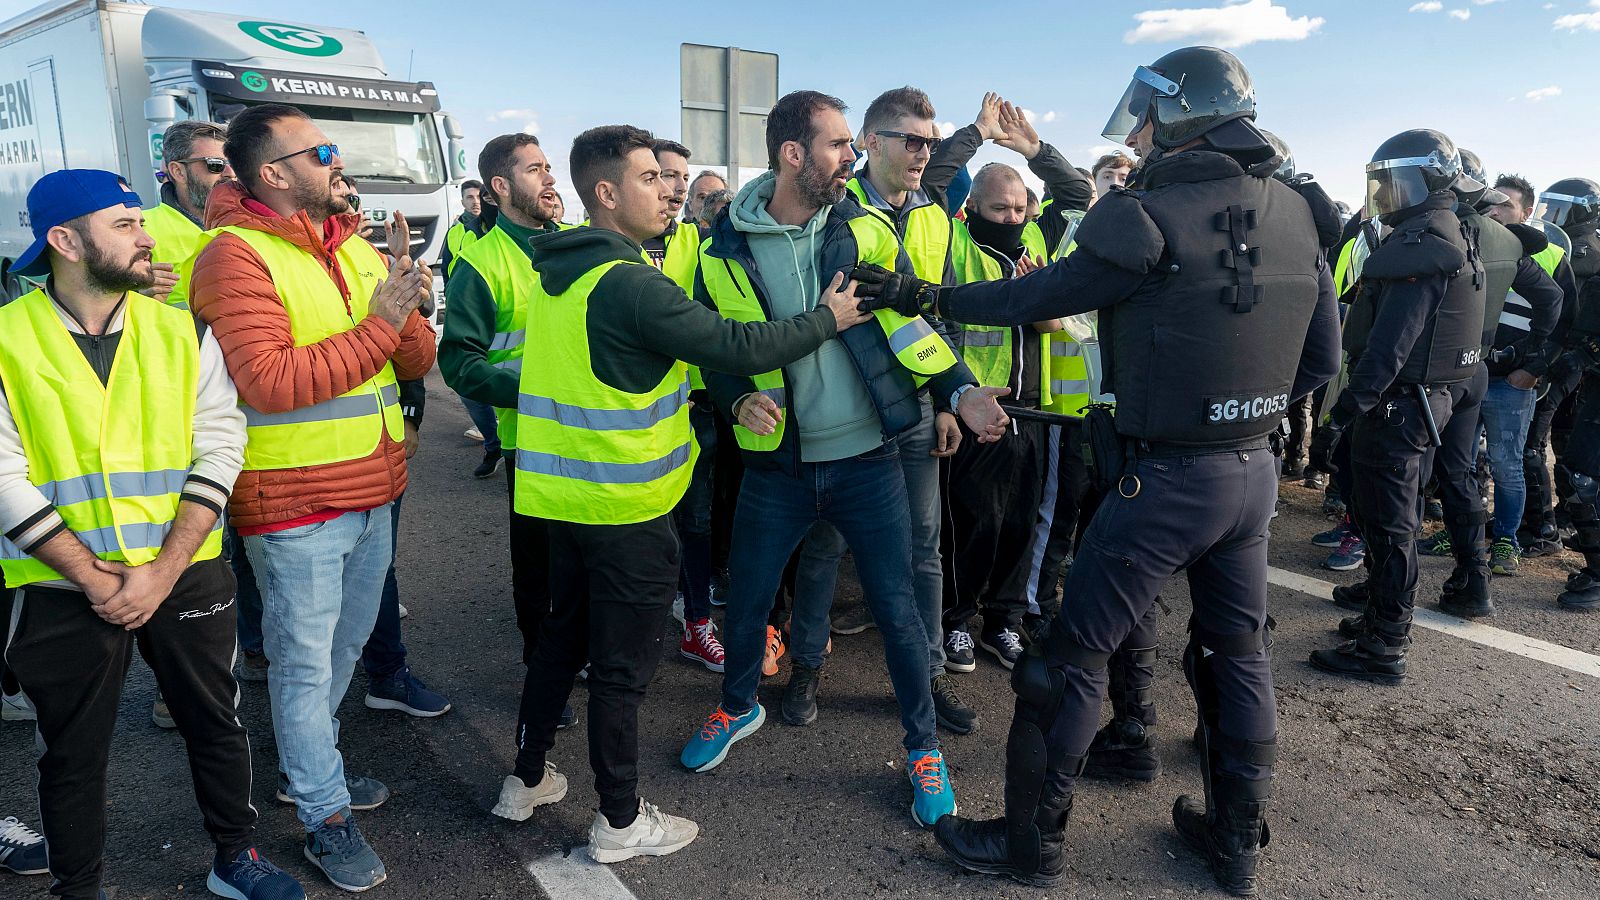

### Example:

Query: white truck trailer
xmin=0 ymin=0 xmax=469 ymax=300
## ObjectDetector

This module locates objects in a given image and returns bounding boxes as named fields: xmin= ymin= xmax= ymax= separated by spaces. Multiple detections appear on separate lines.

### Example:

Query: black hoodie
xmin=526 ymin=225 xmax=836 ymax=394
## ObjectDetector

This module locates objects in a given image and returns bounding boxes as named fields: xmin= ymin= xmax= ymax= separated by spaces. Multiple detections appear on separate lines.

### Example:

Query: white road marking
xmin=1266 ymin=566 xmax=1600 ymax=680
xmin=527 ymin=850 xmax=639 ymax=900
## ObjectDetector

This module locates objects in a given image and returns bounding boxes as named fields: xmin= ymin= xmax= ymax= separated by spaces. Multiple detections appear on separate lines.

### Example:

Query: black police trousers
xmin=1430 ymin=366 xmax=1489 ymax=570
xmin=1348 ymin=384 xmax=1460 ymax=625
xmin=1039 ymin=446 xmax=1279 ymax=793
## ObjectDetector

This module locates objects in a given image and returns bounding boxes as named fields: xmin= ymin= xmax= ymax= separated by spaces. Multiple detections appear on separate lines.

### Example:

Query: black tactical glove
xmin=850 ymin=263 xmax=940 ymax=318
xmin=1308 ymin=422 xmax=1345 ymax=476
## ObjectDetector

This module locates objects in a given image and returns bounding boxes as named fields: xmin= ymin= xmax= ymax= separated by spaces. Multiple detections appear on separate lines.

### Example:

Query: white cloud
xmin=1085 ymin=144 xmax=1127 ymax=160
xmin=1124 ymin=0 xmax=1324 ymax=49
xmin=1524 ymin=85 xmax=1563 ymax=101
xmin=1555 ymin=0 xmax=1600 ymax=31
xmin=1409 ymin=1 xmax=1442 ymax=11
xmin=1041 ymin=111 xmax=1058 ymax=123
xmin=937 ymin=121 xmax=957 ymax=138
xmin=1021 ymin=108 xmax=1037 ymax=123
xmin=1448 ymin=8 xmax=1471 ymax=20
xmin=486 ymin=108 xmax=539 ymax=135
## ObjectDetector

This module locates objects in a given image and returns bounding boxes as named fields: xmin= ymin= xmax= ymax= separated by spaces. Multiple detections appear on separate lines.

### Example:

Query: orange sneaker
xmin=762 ymin=625 xmax=786 ymax=677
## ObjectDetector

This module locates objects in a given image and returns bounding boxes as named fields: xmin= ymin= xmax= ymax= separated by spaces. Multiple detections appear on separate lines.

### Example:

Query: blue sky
xmin=154 ymin=0 xmax=1600 ymax=208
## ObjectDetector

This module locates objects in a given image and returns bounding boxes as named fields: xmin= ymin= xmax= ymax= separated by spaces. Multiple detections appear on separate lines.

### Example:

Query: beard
xmin=506 ymin=179 xmax=552 ymax=226
xmin=797 ymin=150 xmax=851 ymax=208
xmin=184 ymin=176 xmax=216 ymax=218
xmin=83 ymin=236 xmax=154 ymax=294
xmin=291 ymin=174 xmax=346 ymax=220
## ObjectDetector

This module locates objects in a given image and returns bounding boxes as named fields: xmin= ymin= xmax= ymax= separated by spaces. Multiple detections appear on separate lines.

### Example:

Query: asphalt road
xmin=3 ymin=372 xmax=1598 ymax=900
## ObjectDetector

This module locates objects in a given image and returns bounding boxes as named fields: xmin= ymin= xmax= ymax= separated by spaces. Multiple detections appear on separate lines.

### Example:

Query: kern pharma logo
xmin=240 ymin=71 xmax=269 ymax=92
xmin=238 ymin=21 xmax=344 ymax=57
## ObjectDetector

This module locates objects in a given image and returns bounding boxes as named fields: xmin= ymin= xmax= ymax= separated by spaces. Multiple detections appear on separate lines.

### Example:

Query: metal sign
xmin=192 ymin=62 xmax=440 ymax=113
xmin=680 ymin=43 xmax=778 ymax=191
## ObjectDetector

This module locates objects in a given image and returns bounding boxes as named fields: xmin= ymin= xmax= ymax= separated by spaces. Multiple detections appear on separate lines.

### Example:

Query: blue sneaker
xmin=277 ymin=772 xmax=389 ymax=811
xmin=208 ymin=846 xmax=305 ymax=900
xmin=363 ymin=666 xmax=451 ymax=718
xmin=0 ymin=815 xmax=47 ymax=875
xmin=304 ymin=813 xmax=385 ymax=893
xmin=680 ymin=705 xmax=765 ymax=772
xmin=1323 ymin=533 xmax=1366 ymax=572
xmin=909 ymin=749 xmax=957 ymax=827
xmin=1311 ymin=519 xmax=1352 ymax=549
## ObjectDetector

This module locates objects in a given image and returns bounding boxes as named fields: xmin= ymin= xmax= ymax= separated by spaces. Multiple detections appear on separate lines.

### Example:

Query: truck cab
xmin=0 ymin=2 xmax=467 ymax=301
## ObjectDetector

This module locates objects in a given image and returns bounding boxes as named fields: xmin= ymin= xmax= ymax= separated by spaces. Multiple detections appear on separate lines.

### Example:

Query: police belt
xmin=1128 ymin=438 xmax=1274 ymax=459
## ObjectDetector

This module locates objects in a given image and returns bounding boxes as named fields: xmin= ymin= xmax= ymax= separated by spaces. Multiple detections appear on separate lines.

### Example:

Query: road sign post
xmin=680 ymin=43 xmax=778 ymax=192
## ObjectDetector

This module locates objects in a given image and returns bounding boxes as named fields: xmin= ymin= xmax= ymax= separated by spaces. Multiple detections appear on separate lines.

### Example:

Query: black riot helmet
xmin=1364 ymin=129 xmax=1481 ymax=223
xmin=1261 ymin=129 xmax=1295 ymax=182
xmin=1456 ymin=148 xmax=1508 ymax=209
xmin=1536 ymin=178 xmax=1600 ymax=229
xmin=1102 ymin=46 xmax=1257 ymax=151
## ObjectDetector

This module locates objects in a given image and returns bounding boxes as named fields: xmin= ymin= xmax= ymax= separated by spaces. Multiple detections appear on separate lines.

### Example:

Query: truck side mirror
xmin=441 ymin=113 xmax=469 ymax=181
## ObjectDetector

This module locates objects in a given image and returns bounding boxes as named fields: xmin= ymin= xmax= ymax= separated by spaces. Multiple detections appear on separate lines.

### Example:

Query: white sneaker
xmin=398 ymin=603 xmax=410 ymax=619
xmin=490 ymin=766 xmax=567 ymax=821
xmin=671 ymin=593 xmax=685 ymax=625
xmin=1 ymin=690 xmax=35 ymax=722
xmin=464 ymin=426 xmax=484 ymax=441
xmin=588 ymin=798 xmax=698 ymax=864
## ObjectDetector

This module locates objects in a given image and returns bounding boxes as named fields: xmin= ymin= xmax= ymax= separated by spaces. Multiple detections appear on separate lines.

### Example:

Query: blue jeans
xmin=245 ymin=505 xmax=393 ymax=830
xmin=789 ymin=400 xmax=945 ymax=676
xmin=461 ymin=396 xmax=502 ymax=455
xmin=1482 ymin=376 xmax=1537 ymax=543
xmin=721 ymin=443 xmax=936 ymax=752
xmin=361 ymin=495 xmax=408 ymax=678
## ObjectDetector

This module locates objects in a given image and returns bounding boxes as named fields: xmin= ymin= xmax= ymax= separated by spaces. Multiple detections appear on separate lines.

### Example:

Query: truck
xmin=0 ymin=0 xmax=470 ymax=301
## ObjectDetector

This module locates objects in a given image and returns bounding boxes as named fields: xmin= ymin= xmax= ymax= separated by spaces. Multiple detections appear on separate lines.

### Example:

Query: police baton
xmin=998 ymin=407 xmax=1084 ymax=426
xmin=1413 ymin=384 xmax=1442 ymax=448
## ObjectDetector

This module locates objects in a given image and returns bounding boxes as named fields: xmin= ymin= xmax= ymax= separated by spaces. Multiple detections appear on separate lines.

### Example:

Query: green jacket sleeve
xmin=596 ymin=265 xmax=836 ymax=379
xmin=439 ymin=261 xmax=519 ymax=408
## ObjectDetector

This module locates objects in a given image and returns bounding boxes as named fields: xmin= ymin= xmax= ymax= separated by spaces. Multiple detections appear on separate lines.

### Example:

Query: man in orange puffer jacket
xmin=189 ymin=103 xmax=434 ymax=894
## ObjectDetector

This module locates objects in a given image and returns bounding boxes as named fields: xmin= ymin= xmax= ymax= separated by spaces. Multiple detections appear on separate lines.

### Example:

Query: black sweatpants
xmin=513 ymin=514 xmax=679 ymax=827
xmin=505 ymin=462 xmax=552 ymax=664
xmin=5 ymin=556 xmax=253 ymax=900
xmin=942 ymin=418 xmax=1047 ymax=633
xmin=1524 ymin=368 xmax=1583 ymax=535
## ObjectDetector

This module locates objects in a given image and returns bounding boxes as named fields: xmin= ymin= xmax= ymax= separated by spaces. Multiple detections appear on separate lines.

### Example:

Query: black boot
xmin=1336 ymin=611 xmax=1368 ymax=640
xmin=1438 ymin=565 xmax=1494 ymax=618
xmin=1558 ymin=567 xmax=1600 ymax=611
xmin=1331 ymin=580 xmax=1369 ymax=611
xmin=1173 ymin=774 xmax=1272 ymax=897
xmin=1084 ymin=644 xmax=1160 ymax=781
xmin=934 ymin=787 xmax=1075 ymax=886
xmin=1309 ymin=612 xmax=1410 ymax=684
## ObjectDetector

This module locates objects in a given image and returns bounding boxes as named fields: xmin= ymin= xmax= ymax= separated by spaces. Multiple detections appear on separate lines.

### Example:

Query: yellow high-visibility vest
xmin=0 ymin=288 xmax=222 ymax=586
xmin=513 ymin=259 xmax=695 ymax=524
xmin=190 ymin=226 xmax=404 ymax=470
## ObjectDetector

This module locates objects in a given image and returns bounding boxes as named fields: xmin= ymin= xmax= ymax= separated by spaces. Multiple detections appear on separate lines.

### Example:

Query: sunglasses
xmin=269 ymin=143 xmax=340 ymax=167
xmin=875 ymin=130 xmax=941 ymax=154
xmin=175 ymin=156 xmax=230 ymax=174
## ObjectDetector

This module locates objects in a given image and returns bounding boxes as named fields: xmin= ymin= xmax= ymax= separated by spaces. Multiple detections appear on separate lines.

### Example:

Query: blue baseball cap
xmin=12 ymin=169 xmax=144 ymax=278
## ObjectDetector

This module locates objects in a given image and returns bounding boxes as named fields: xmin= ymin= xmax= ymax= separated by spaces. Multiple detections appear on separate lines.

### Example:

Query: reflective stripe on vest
xmin=195 ymin=226 xmax=404 ymax=471
xmin=458 ymin=225 xmax=536 ymax=447
xmin=513 ymin=259 xmax=695 ymax=524
xmin=0 ymin=289 xmax=222 ymax=586
xmin=243 ymin=383 xmax=400 ymax=428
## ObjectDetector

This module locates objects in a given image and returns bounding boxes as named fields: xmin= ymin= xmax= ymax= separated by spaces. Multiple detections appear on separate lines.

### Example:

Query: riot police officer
xmin=1308 ymin=130 xmax=1489 ymax=680
xmin=853 ymin=46 xmax=1340 ymax=895
xmin=1078 ymin=126 xmax=1348 ymax=790
xmin=1537 ymin=178 xmax=1600 ymax=610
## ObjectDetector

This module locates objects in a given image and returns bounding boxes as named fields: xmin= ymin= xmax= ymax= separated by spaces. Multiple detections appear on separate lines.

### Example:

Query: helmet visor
xmin=1535 ymin=191 xmax=1596 ymax=228
xmin=1364 ymin=156 xmax=1448 ymax=219
xmin=1101 ymin=66 xmax=1181 ymax=145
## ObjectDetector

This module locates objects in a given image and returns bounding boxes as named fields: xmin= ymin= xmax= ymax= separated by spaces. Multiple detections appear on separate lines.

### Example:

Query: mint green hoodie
xmin=730 ymin=172 xmax=882 ymax=462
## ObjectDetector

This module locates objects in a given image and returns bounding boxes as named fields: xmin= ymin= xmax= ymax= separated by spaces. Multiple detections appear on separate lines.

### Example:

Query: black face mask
xmin=966 ymin=212 xmax=1027 ymax=258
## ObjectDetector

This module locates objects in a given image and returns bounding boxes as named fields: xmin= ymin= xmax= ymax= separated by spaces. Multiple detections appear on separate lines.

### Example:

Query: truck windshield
xmin=305 ymin=107 xmax=444 ymax=185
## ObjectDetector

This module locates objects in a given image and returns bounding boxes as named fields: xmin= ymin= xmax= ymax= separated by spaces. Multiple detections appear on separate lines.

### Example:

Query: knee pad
xmin=1012 ymin=645 xmax=1069 ymax=728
